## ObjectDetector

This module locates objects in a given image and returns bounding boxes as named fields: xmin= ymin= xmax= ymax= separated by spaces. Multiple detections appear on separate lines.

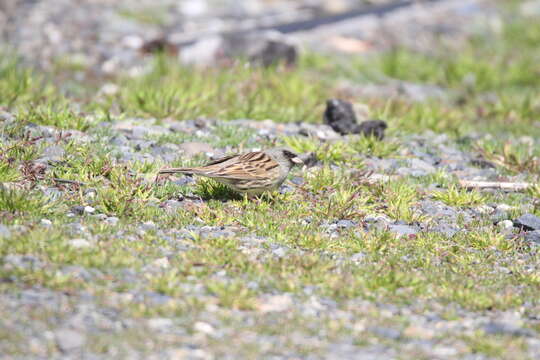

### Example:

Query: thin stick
xmin=459 ymin=180 xmax=533 ymax=191
xmin=51 ymin=178 xmax=86 ymax=186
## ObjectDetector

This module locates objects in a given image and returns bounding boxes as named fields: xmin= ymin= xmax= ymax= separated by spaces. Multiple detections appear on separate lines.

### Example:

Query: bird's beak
xmin=291 ymin=157 xmax=304 ymax=165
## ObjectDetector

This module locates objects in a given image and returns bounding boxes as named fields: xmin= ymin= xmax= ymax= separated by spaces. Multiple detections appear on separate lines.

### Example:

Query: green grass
xmin=106 ymin=55 xmax=330 ymax=123
xmin=432 ymin=185 xmax=487 ymax=208
xmin=0 ymin=186 xmax=57 ymax=218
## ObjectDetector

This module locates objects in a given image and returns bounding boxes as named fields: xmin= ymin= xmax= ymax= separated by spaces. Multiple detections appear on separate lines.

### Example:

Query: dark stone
xmin=323 ymin=99 xmax=387 ymax=139
xmin=514 ymin=213 xmax=540 ymax=231
xmin=323 ymin=99 xmax=358 ymax=135
xmin=71 ymin=205 xmax=85 ymax=215
xmin=470 ymin=158 xmax=496 ymax=169
xmin=357 ymin=119 xmax=387 ymax=140
xmin=141 ymin=37 xmax=178 ymax=55
xmin=256 ymin=39 xmax=297 ymax=67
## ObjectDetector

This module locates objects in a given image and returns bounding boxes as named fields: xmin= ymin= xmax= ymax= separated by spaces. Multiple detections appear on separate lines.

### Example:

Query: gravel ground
xmin=1 ymin=0 xmax=540 ymax=359
xmin=1 ymin=110 xmax=540 ymax=359
xmin=1 ymin=0 xmax=494 ymax=74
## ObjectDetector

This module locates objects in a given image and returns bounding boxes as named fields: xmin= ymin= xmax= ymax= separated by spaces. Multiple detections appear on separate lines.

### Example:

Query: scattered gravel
xmin=1 ymin=0 xmax=539 ymax=359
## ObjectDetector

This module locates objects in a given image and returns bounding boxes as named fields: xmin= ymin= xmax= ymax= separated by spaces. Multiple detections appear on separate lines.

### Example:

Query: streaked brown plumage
xmin=159 ymin=147 xmax=303 ymax=195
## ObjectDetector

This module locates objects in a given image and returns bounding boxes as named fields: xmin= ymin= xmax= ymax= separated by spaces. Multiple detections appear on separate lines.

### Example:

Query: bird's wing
xmin=202 ymin=151 xmax=280 ymax=180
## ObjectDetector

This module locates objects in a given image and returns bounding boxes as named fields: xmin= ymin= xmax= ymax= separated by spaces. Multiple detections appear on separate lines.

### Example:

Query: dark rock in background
xmin=323 ymin=99 xmax=387 ymax=139
xmin=324 ymin=99 xmax=359 ymax=135
xmin=357 ymin=119 xmax=387 ymax=140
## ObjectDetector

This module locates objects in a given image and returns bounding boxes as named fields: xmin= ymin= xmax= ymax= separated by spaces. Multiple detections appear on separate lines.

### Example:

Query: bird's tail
xmin=158 ymin=167 xmax=198 ymax=175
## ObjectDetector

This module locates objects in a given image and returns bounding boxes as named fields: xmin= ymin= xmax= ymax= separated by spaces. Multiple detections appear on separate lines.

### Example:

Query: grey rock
xmin=173 ymin=177 xmax=196 ymax=186
xmin=491 ymin=209 xmax=510 ymax=223
xmin=279 ymin=184 xmax=296 ymax=194
xmin=497 ymin=220 xmax=514 ymax=230
xmin=38 ymin=145 xmax=65 ymax=163
xmin=105 ymin=216 xmax=119 ymax=225
xmin=409 ymin=158 xmax=436 ymax=174
xmin=389 ymin=224 xmax=418 ymax=237
xmin=92 ymin=213 xmax=108 ymax=221
xmin=110 ymin=134 xmax=129 ymax=146
xmin=0 ymin=110 xmax=15 ymax=122
xmin=145 ymin=292 xmax=173 ymax=306
xmin=62 ymin=265 xmax=93 ymax=281
xmin=484 ymin=322 xmax=533 ymax=337
xmin=370 ymin=326 xmax=401 ymax=340
xmin=272 ymin=246 xmax=288 ymax=258
xmin=290 ymin=176 xmax=304 ymax=185
xmin=55 ymin=329 xmax=86 ymax=351
xmin=3 ymin=254 xmax=43 ymax=270
xmin=524 ymin=231 xmax=540 ymax=245
xmin=432 ymin=223 xmax=460 ymax=237
xmin=0 ymin=224 xmax=11 ymax=239
xmin=336 ymin=220 xmax=357 ymax=228
xmin=140 ymin=221 xmax=156 ymax=231
xmin=298 ymin=123 xmax=341 ymax=140
xmin=67 ymin=222 xmax=86 ymax=233
xmin=71 ymin=205 xmax=85 ymax=215
xmin=133 ymin=140 xmax=154 ymax=151
xmin=514 ymin=213 xmax=540 ymax=231
xmin=419 ymin=200 xmax=460 ymax=220
xmin=350 ymin=252 xmax=367 ymax=263
xmin=180 ymin=35 xmax=224 ymax=66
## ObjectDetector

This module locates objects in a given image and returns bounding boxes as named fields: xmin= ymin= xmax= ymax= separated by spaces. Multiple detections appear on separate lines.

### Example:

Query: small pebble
xmin=105 ymin=217 xmax=119 ymax=225
xmin=68 ymin=239 xmax=92 ymax=249
xmin=83 ymin=206 xmax=96 ymax=214
xmin=40 ymin=219 xmax=52 ymax=226
xmin=194 ymin=321 xmax=215 ymax=335
xmin=497 ymin=220 xmax=514 ymax=230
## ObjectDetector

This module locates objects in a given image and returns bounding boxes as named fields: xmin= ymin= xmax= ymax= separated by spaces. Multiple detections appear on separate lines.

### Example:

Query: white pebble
xmin=194 ymin=321 xmax=215 ymax=335
xmin=497 ymin=220 xmax=514 ymax=230
xmin=496 ymin=204 xmax=513 ymax=212
xmin=68 ymin=239 xmax=92 ymax=249
xmin=40 ymin=219 xmax=52 ymax=226
xmin=83 ymin=206 xmax=96 ymax=214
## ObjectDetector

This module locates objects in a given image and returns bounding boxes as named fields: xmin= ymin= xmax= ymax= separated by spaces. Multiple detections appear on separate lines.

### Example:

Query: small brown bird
xmin=158 ymin=147 xmax=303 ymax=196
